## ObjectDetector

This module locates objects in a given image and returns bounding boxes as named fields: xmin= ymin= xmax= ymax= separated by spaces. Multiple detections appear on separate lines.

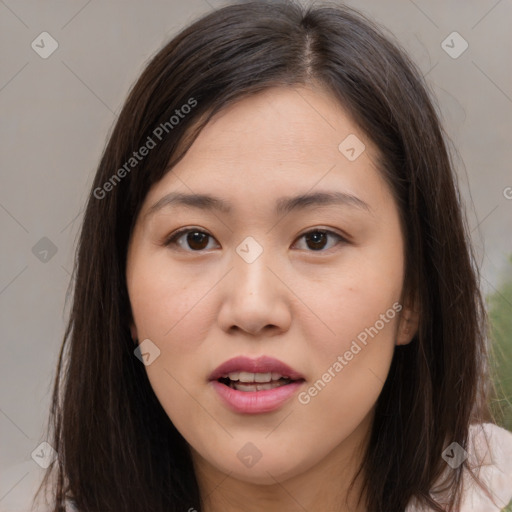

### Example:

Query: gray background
xmin=1 ymin=0 xmax=511 ymax=510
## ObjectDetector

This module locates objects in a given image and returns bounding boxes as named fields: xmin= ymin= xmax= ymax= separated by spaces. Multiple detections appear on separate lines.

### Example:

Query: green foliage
xmin=487 ymin=254 xmax=512 ymax=431
xmin=501 ymin=498 xmax=512 ymax=512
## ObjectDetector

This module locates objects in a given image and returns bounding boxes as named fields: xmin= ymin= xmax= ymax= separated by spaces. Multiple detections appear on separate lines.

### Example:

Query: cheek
xmin=128 ymin=256 xmax=212 ymax=348
xmin=296 ymin=284 xmax=400 ymax=437
xmin=128 ymin=257 xmax=219 ymax=433
xmin=293 ymin=234 xmax=404 ymax=404
xmin=300 ymin=247 xmax=403 ymax=348
xmin=128 ymin=259 xmax=214 ymax=432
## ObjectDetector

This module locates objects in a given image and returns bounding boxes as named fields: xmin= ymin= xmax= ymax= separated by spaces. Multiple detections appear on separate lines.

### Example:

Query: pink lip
xmin=209 ymin=356 xmax=305 ymax=414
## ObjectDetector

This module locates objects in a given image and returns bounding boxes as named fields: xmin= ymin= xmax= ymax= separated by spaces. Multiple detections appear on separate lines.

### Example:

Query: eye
xmin=164 ymin=228 xmax=218 ymax=252
xmin=292 ymin=229 xmax=347 ymax=252
xmin=163 ymin=227 xmax=347 ymax=253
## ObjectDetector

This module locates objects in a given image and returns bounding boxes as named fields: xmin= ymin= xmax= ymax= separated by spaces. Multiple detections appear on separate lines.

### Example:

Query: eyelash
xmin=163 ymin=227 xmax=348 ymax=253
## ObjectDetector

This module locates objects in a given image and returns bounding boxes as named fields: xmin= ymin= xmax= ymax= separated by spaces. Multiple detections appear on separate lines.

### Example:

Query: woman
xmin=34 ymin=1 xmax=512 ymax=511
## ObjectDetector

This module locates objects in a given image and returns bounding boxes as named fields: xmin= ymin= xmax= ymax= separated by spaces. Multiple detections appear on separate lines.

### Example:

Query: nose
xmin=216 ymin=245 xmax=291 ymax=336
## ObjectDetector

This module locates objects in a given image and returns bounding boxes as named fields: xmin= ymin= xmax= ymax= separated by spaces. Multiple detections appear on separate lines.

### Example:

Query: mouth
xmin=209 ymin=356 xmax=305 ymax=414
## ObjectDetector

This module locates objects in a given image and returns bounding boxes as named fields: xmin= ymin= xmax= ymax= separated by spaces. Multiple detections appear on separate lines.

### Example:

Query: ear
xmin=396 ymin=291 xmax=420 ymax=346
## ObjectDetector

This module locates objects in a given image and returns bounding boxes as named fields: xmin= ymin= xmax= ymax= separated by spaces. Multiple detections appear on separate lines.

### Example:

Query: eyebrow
xmin=145 ymin=190 xmax=372 ymax=220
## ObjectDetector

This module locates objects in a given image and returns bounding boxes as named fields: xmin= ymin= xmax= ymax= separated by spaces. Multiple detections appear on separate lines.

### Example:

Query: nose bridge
xmin=233 ymin=234 xmax=274 ymax=293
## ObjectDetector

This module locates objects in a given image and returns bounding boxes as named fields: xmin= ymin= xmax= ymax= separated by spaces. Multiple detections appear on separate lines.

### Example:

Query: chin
xmin=208 ymin=451 xmax=310 ymax=485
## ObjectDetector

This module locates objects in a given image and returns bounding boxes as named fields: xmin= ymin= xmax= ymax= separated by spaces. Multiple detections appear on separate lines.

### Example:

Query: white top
xmin=405 ymin=422 xmax=512 ymax=511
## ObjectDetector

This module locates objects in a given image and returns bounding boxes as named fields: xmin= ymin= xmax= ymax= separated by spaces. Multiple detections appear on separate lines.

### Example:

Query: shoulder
xmin=406 ymin=422 xmax=512 ymax=512
xmin=462 ymin=422 xmax=512 ymax=511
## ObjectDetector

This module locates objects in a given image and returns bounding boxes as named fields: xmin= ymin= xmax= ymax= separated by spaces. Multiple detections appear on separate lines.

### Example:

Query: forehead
xmin=183 ymin=85 xmax=377 ymax=165
xmin=142 ymin=85 xmax=387 ymax=219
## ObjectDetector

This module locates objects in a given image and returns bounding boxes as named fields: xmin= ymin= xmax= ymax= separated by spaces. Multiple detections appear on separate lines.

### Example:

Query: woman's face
xmin=126 ymin=85 xmax=417 ymax=486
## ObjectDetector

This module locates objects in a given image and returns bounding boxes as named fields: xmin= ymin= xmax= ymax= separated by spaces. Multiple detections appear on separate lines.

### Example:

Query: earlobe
xmin=396 ymin=294 xmax=420 ymax=346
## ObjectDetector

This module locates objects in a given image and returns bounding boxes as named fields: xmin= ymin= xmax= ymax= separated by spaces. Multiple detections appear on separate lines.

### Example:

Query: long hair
xmin=34 ymin=1 xmax=495 ymax=510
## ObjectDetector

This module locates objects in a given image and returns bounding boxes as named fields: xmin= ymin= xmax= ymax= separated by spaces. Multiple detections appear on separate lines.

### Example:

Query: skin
xmin=126 ymin=84 xmax=419 ymax=512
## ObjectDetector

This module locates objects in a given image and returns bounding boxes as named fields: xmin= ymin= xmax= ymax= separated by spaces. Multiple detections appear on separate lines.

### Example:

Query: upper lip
xmin=209 ymin=356 xmax=304 ymax=381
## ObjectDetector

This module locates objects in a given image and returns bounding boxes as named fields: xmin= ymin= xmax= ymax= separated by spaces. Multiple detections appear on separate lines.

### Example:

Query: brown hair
xmin=35 ymin=1 xmax=496 ymax=510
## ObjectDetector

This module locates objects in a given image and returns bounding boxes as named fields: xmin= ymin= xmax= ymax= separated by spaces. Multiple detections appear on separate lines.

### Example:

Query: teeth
xmin=238 ymin=371 xmax=256 ymax=382
xmin=226 ymin=371 xmax=285 ymax=383
xmin=254 ymin=372 xmax=272 ymax=383
xmin=231 ymin=380 xmax=288 ymax=392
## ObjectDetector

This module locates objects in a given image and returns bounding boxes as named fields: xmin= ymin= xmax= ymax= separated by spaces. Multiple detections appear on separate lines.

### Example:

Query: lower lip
xmin=210 ymin=380 xmax=304 ymax=414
